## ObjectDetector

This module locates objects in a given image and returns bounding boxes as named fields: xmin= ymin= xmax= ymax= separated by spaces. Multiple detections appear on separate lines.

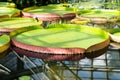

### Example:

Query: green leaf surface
xmin=0 ymin=7 xmax=19 ymax=16
xmin=27 ymin=9 xmax=74 ymax=16
xmin=109 ymin=28 xmax=120 ymax=34
xmin=0 ymin=18 xmax=41 ymax=28
xmin=81 ymin=9 xmax=119 ymax=18
xmin=13 ymin=24 xmax=109 ymax=49
xmin=113 ymin=32 xmax=120 ymax=36
xmin=24 ymin=4 xmax=75 ymax=16
xmin=0 ymin=35 xmax=10 ymax=46
xmin=19 ymin=76 xmax=30 ymax=80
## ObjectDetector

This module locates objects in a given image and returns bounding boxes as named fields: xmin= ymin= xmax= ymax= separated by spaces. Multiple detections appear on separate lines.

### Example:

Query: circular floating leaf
xmin=81 ymin=9 xmax=119 ymax=18
xmin=0 ymin=18 xmax=42 ymax=35
xmin=0 ymin=2 xmax=16 ymax=8
xmin=11 ymin=24 xmax=110 ymax=60
xmin=22 ymin=4 xmax=76 ymax=21
xmin=109 ymin=28 xmax=120 ymax=43
xmin=0 ymin=35 xmax=10 ymax=58
xmin=80 ymin=9 xmax=119 ymax=24
xmin=0 ymin=7 xmax=19 ymax=17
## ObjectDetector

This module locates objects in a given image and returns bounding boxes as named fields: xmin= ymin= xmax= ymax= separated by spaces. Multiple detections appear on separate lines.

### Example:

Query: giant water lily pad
xmin=22 ymin=4 xmax=76 ymax=21
xmin=0 ymin=2 xmax=16 ymax=8
xmin=11 ymin=24 xmax=110 ymax=60
xmin=0 ymin=35 xmax=10 ymax=58
xmin=80 ymin=9 xmax=119 ymax=24
xmin=0 ymin=7 xmax=19 ymax=18
xmin=0 ymin=18 xmax=42 ymax=35
xmin=81 ymin=9 xmax=119 ymax=18
xmin=109 ymin=28 xmax=120 ymax=49
xmin=109 ymin=28 xmax=120 ymax=43
xmin=23 ymin=4 xmax=75 ymax=15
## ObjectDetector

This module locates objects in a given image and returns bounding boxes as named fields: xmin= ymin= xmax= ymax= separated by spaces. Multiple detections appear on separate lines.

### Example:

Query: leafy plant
xmin=19 ymin=76 xmax=31 ymax=80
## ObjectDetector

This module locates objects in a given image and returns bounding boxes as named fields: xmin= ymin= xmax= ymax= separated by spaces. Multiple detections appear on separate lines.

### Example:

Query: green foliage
xmin=0 ymin=35 xmax=10 ymax=46
xmin=78 ymin=9 xmax=92 ymax=15
xmin=0 ymin=7 xmax=19 ymax=16
xmin=94 ymin=10 xmax=102 ymax=14
xmin=10 ymin=25 xmax=42 ymax=38
xmin=19 ymin=76 xmax=30 ymax=80
xmin=0 ymin=18 xmax=41 ymax=28
xmin=109 ymin=28 xmax=120 ymax=34
xmin=81 ymin=9 xmax=119 ymax=18
xmin=24 ymin=4 xmax=76 ymax=16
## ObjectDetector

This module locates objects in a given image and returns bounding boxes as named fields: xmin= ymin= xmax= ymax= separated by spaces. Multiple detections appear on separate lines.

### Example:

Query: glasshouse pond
xmin=0 ymin=0 xmax=120 ymax=80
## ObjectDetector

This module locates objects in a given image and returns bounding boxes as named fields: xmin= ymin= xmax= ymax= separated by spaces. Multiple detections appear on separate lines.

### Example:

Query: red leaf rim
xmin=22 ymin=12 xmax=76 ymax=21
xmin=85 ymin=45 xmax=109 ymax=58
xmin=13 ymin=47 xmax=85 ymax=61
xmin=0 ymin=28 xmax=16 ymax=33
xmin=22 ymin=12 xmax=61 ymax=21
xmin=62 ymin=13 xmax=76 ymax=19
xmin=110 ymin=42 xmax=120 ymax=49
xmin=86 ymin=38 xmax=110 ymax=53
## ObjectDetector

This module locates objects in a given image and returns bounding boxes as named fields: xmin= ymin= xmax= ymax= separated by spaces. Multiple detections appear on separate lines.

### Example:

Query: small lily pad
xmin=19 ymin=76 xmax=30 ymax=80
xmin=109 ymin=28 xmax=120 ymax=43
